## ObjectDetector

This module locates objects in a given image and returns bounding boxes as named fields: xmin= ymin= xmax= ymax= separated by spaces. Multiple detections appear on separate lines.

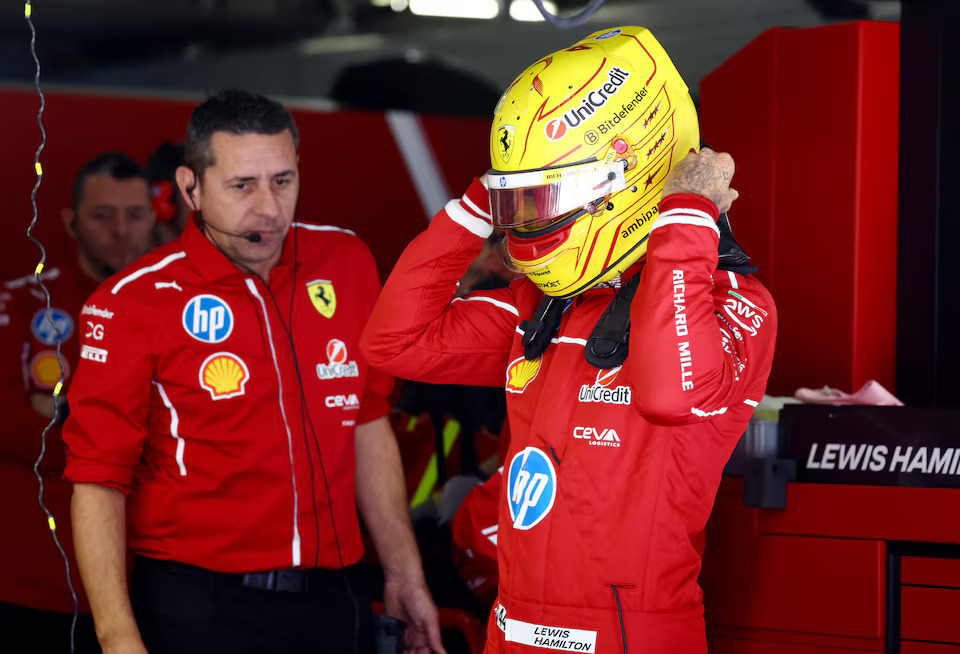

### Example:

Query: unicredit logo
xmin=562 ymin=66 xmax=631 ymax=129
xmin=578 ymin=384 xmax=632 ymax=405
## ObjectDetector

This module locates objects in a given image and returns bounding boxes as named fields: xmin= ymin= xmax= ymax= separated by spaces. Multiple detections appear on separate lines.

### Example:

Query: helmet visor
xmin=484 ymin=159 xmax=627 ymax=231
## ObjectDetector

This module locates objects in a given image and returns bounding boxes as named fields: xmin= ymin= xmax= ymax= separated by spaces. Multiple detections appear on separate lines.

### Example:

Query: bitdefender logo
xmin=561 ymin=66 xmax=630 ymax=129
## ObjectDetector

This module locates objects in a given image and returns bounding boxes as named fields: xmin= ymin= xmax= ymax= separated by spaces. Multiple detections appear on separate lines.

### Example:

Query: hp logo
xmin=182 ymin=295 xmax=234 ymax=344
xmin=507 ymin=446 xmax=557 ymax=530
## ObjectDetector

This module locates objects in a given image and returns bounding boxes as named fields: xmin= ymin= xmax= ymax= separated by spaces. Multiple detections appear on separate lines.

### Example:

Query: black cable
xmin=286 ymin=229 xmax=323 ymax=572
xmin=531 ymin=0 xmax=608 ymax=29
xmin=23 ymin=4 xmax=80 ymax=653
xmin=202 ymin=220 xmax=361 ymax=653
xmin=260 ymin=226 xmax=361 ymax=652
xmin=611 ymin=584 xmax=627 ymax=654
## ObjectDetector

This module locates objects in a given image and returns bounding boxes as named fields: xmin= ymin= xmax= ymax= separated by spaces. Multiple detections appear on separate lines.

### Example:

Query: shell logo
xmin=30 ymin=350 xmax=70 ymax=390
xmin=199 ymin=352 xmax=250 ymax=401
xmin=505 ymin=355 xmax=542 ymax=394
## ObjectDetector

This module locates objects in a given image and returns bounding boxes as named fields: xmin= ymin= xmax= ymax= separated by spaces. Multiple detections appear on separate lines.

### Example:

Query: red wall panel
xmin=902 ymin=586 xmax=960 ymax=644
xmin=902 ymin=556 xmax=960 ymax=588
xmin=699 ymin=22 xmax=900 ymax=395
xmin=700 ymin=29 xmax=780 ymax=288
xmin=704 ymin=532 xmax=884 ymax=638
xmin=901 ymin=643 xmax=960 ymax=654
xmin=0 ymin=87 xmax=491 ymax=284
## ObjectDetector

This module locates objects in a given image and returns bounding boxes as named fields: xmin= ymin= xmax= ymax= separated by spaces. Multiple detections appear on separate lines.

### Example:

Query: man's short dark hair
xmin=72 ymin=152 xmax=144 ymax=211
xmin=184 ymin=89 xmax=299 ymax=183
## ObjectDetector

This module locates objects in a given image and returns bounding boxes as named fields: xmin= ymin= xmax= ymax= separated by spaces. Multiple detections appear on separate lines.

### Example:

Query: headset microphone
xmin=204 ymin=219 xmax=262 ymax=243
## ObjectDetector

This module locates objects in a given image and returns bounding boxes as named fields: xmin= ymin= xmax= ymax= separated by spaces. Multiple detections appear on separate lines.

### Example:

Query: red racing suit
xmin=0 ymin=264 xmax=96 ymax=613
xmin=63 ymin=221 xmax=392 ymax=573
xmin=361 ymin=180 xmax=777 ymax=653
xmin=451 ymin=467 xmax=502 ymax=608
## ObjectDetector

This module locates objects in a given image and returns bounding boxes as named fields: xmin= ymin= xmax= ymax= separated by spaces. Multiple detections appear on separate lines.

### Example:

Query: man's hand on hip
xmin=662 ymin=147 xmax=739 ymax=213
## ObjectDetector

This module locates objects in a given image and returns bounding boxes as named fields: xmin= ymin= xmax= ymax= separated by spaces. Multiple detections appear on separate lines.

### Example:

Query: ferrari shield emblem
xmin=497 ymin=125 xmax=516 ymax=164
xmin=307 ymin=279 xmax=337 ymax=319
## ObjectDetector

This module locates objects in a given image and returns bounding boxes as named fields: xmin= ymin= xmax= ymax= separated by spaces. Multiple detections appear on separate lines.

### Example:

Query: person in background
xmin=0 ymin=151 xmax=156 ymax=653
xmin=146 ymin=141 xmax=192 ymax=246
xmin=63 ymin=89 xmax=443 ymax=654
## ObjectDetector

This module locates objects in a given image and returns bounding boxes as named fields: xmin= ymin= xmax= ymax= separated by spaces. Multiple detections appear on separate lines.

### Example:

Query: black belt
xmin=241 ymin=569 xmax=327 ymax=593
xmin=134 ymin=556 xmax=351 ymax=594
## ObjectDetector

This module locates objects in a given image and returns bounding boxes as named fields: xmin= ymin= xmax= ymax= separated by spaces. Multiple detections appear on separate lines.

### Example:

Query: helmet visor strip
xmin=484 ymin=159 xmax=627 ymax=231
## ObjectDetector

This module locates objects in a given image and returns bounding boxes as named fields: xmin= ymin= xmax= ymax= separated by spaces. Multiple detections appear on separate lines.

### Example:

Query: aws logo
xmin=505 ymin=355 xmax=542 ymax=394
xmin=723 ymin=291 xmax=768 ymax=336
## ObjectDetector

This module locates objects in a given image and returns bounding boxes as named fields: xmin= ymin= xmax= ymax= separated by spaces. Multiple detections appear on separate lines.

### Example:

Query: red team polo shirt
xmin=0 ymin=264 xmax=96 ymax=613
xmin=63 ymin=221 xmax=392 ymax=573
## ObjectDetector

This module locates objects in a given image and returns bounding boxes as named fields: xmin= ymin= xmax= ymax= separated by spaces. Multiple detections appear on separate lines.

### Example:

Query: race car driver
xmin=361 ymin=27 xmax=777 ymax=653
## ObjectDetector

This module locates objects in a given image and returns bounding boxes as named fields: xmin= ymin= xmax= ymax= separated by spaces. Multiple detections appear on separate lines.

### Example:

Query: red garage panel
xmin=700 ymin=21 xmax=900 ymax=395
xmin=0 ymin=87 xmax=491 ymax=284
xmin=901 ymin=643 xmax=960 ymax=654
xmin=902 ymin=586 xmax=960 ymax=645
xmin=902 ymin=557 xmax=960 ymax=589
xmin=704 ymin=531 xmax=884 ymax=639
xmin=709 ymin=639 xmax=879 ymax=654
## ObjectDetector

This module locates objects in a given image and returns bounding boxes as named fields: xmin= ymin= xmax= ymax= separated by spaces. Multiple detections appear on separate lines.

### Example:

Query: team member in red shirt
xmin=0 ymin=151 xmax=156 ymax=653
xmin=362 ymin=28 xmax=776 ymax=652
xmin=63 ymin=90 xmax=443 ymax=654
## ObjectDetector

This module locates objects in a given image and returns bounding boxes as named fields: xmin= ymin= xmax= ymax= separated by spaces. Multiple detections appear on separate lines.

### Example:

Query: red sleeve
xmin=62 ymin=286 xmax=154 ymax=494
xmin=360 ymin=179 xmax=518 ymax=387
xmin=450 ymin=468 xmax=501 ymax=602
xmin=354 ymin=240 xmax=394 ymax=425
xmin=630 ymin=193 xmax=777 ymax=425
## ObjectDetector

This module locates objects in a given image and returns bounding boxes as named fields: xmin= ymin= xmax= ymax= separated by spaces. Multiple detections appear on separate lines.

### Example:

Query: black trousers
xmin=130 ymin=556 xmax=374 ymax=654
xmin=0 ymin=601 xmax=100 ymax=653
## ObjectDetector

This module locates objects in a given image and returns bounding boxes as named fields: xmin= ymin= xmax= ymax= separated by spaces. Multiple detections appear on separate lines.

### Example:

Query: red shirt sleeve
xmin=360 ymin=179 xmax=518 ymax=387
xmin=62 ymin=286 xmax=154 ymax=493
xmin=355 ymin=239 xmax=394 ymax=425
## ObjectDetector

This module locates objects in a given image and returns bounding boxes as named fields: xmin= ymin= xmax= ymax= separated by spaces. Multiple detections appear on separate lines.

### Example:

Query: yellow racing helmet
xmin=484 ymin=26 xmax=700 ymax=297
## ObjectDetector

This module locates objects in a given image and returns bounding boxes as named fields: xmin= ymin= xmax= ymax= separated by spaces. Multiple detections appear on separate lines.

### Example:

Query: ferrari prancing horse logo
xmin=307 ymin=279 xmax=337 ymax=319
xmin=497 ymin=125 xmax=516 ymax=164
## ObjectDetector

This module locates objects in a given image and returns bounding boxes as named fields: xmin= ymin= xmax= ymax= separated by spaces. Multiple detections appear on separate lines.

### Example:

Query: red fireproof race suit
xmin=361 ymin=180 xmax=777 ymax=653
